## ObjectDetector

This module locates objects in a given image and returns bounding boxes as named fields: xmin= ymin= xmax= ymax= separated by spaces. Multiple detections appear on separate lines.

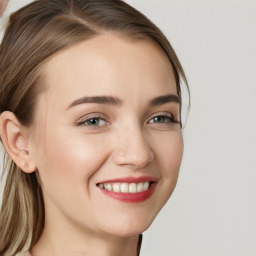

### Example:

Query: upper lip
xmin=97 ymin=175 xmax=159 ymax=184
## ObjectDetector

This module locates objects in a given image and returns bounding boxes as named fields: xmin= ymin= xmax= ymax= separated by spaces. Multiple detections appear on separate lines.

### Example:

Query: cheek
xmin=164 ymin=134 xmax=183 ymax=174
xmin=156 ymin=131 xmax=183 ymax=192
xmin=35 ymin=127 xmax=111 ymax=196
xmin=155 ymin=130 xmax=183 ymax=169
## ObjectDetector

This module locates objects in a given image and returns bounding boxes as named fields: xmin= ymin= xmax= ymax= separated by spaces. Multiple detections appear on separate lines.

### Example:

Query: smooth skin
xmin=0 ymin=33 xmax=183 ymax=256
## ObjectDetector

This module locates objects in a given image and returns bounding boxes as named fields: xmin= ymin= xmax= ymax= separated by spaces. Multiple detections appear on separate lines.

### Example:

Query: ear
xmin=0 ymin=111 xmax=36 ymax=173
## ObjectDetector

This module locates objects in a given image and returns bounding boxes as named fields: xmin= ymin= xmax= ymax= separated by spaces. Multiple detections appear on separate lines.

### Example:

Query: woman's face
xmin=28 ymin=33 xmax=183 ymax=237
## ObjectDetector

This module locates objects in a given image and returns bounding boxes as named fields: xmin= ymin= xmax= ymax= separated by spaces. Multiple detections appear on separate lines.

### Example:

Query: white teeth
xmin=143 ymin=182 xmax=150 ymax=191
xmin=113 ymin=183 xmax=120 ymax=192
xmin=120 ymin=183 xmax=129 ymax=193
xmin=137 ymin=183 xmax=144 ymax=192
xmin=99 ymin=181 xmax=152 ymax=193
xmin=106 ymin=184 xmax=112 ymax=191
xmin=129 ymin=183 xmax=137 ymax=193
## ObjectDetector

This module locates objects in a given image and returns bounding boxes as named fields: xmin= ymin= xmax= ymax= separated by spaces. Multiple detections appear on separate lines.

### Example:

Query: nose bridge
xmin=112 ymin=122 xmax=154 ymax=169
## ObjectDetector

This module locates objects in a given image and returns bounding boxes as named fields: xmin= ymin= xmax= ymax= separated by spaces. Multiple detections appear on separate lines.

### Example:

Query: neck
xmin=31 ymin=208 xmax=140 ymax=256
xmin=32 ymin=231 xmax=139 ymax=256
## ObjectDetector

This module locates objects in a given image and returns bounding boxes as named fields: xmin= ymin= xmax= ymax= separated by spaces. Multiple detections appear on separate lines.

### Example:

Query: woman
xmin=0 ymin=0 xmax=189 ymax=255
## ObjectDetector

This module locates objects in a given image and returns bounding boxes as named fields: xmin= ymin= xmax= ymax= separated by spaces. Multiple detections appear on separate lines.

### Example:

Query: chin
xmin=98 ymin=213 xmax=156 ymax=237
xmin=105 ymin=225 xmax=151 ymax=238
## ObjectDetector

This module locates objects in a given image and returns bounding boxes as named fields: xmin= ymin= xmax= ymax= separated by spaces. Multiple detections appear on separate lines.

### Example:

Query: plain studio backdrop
xmin=1 ymin=1 xmax=256 ymax=256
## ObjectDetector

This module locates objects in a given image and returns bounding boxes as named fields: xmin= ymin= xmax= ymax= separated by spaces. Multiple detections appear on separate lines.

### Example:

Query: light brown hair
xmin=0 ymin=0 xmax=189 ymax=255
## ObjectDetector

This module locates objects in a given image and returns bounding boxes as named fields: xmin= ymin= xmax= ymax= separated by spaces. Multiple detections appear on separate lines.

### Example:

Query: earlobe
xmin=0 ymin=111 xmax=36 ymax=173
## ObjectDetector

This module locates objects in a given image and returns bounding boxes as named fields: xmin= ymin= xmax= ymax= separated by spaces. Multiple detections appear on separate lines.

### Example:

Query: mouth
xmin=96 ymin=181 xmax=154 ymax=193
xmin=96 ymin=176 xmax=158 ymax=203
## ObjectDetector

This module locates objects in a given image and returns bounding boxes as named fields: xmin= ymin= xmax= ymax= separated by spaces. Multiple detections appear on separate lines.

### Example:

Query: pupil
xmin=89 ymin=118 xmax=98 ymax=125
xmin=155 ymin=116 xmax=164 ymax=123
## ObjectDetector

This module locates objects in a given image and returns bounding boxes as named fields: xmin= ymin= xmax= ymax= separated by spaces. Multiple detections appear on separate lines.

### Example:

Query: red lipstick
xmin=97 ymin=176 xmax=158 ymax=203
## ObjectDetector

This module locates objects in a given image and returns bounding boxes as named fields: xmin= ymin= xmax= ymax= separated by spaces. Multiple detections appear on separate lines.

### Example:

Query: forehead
xmin=40 ymin=33 xmax=177 ymax=107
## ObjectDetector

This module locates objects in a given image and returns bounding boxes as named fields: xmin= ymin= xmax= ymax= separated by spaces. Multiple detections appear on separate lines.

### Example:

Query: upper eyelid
xmin=148 ymin=113 xmax=172 ymax=121
xmin=76 ymin=113 xmax=108 ymax=122
xmin=148 ymin=112 xmax=179 ymax=121
xmin=76 ymin=111 xmax=175 ymax=120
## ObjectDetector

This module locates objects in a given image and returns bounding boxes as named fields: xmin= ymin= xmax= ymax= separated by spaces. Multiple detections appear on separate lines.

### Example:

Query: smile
xmin=98 ymin=182 xmax=151 ymax=193
xmin=96 ymin=176 xmax=158 ymax=203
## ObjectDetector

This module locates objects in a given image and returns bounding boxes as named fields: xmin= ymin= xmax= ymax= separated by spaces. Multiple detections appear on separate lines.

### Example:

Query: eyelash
xmin=148 ymin=114 xmax=179 ymax=125
xmin=76 ymin=113 xmax=180 ymax=130
xmin=76 ymin=114 xmax=109 ymax=130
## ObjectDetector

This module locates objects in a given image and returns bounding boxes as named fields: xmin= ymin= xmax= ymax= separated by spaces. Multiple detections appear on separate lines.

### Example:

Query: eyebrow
xmin=67 ymin=96 xmax=122 ymax=109
xmin=67 ymin=94 xmax=180 ymax=109
xmin=149 ymin=94 xmax=180 ymax=106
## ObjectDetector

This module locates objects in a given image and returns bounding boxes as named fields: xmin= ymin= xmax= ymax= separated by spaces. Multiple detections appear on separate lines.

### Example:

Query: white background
xmin=1 ymin=1 xmax=256 ymax=255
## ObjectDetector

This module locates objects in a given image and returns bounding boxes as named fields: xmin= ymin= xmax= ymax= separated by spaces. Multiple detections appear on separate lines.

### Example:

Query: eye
xmin=148 ymin=114 xmax=180 ymax=125
xmin=76 ymin=114 xmax=109 ymax=130
xmin=84 ymin=118 xmax=106 ymax=127
xmin=149 ymin=116 xmax=171 ymax=124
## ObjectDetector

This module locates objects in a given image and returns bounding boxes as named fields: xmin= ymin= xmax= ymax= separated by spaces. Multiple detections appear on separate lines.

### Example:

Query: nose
xmin=112 ymin=125 xmax=154 ymax=169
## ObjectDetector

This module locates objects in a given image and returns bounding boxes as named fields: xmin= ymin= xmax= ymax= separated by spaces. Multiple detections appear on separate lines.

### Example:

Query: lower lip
xmin=98 ymin=183 xmax=157 ymax=203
